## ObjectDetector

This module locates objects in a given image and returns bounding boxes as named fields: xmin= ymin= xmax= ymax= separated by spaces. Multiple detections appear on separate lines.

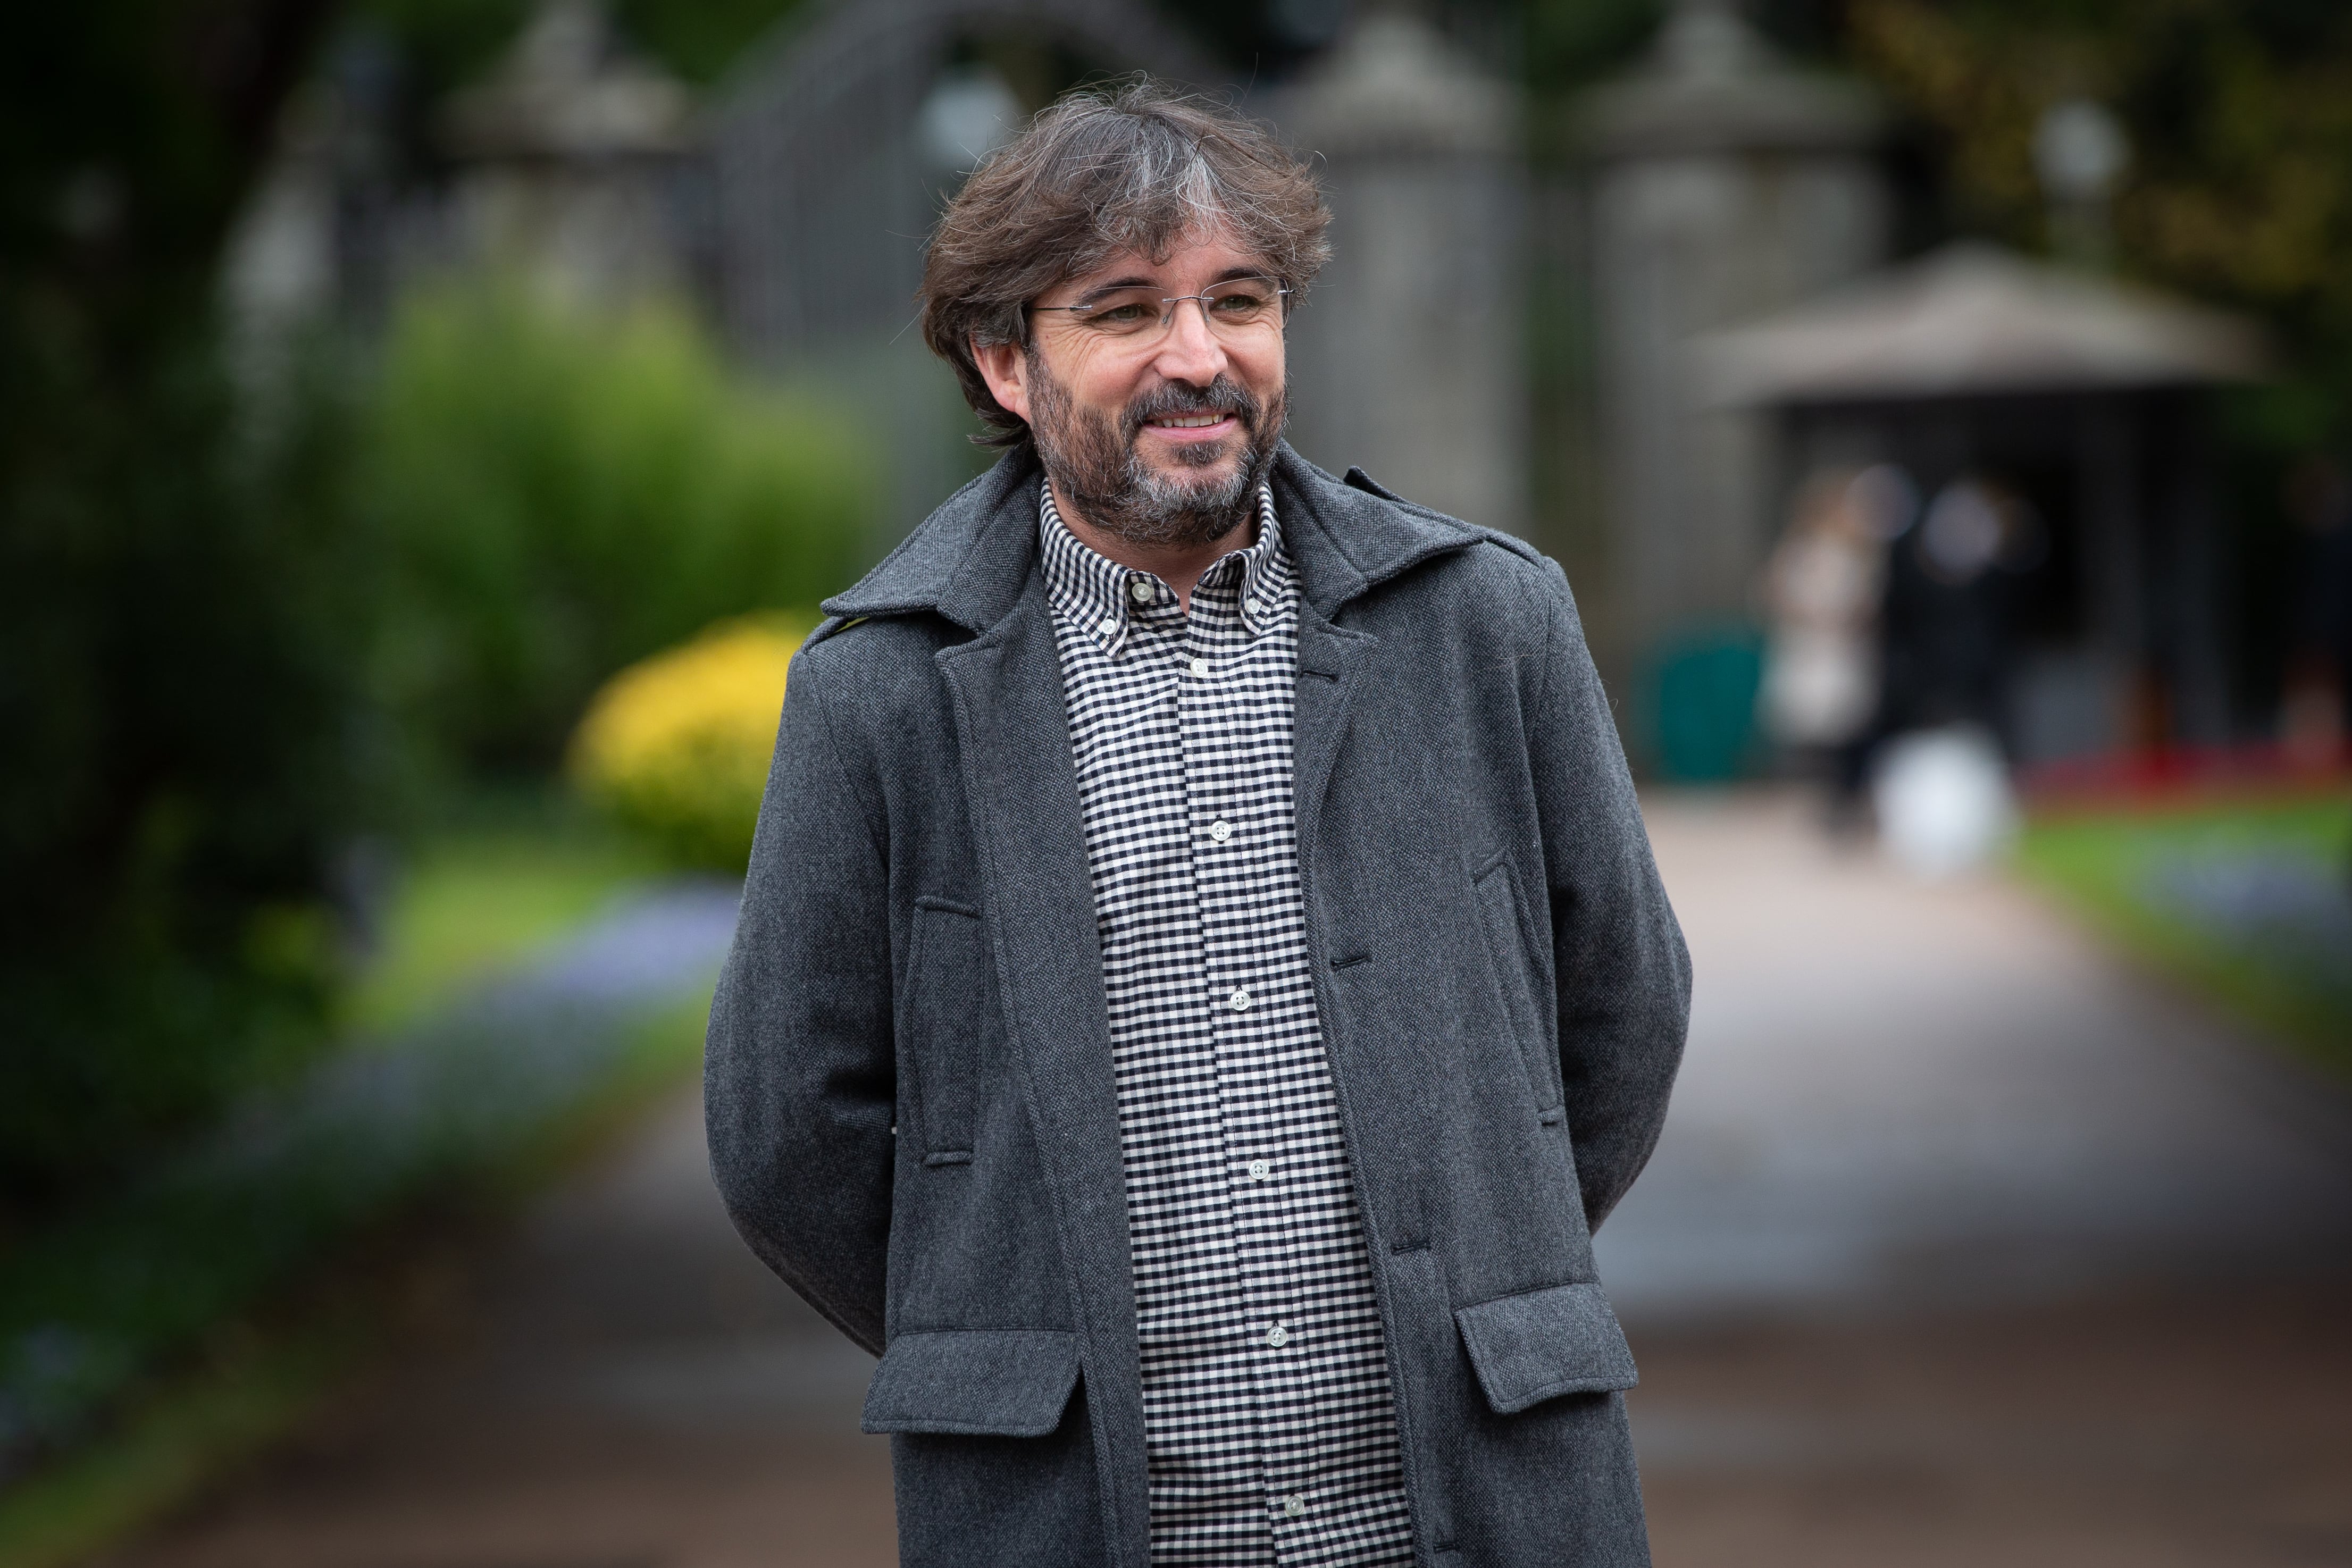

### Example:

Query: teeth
xmin=1154 ymin=414 xmax=1227 ymax=429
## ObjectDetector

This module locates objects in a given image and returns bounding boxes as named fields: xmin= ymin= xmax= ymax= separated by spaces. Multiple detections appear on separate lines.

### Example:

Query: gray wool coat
xmin=705 ymin=442 xmax=1692 ymax=1567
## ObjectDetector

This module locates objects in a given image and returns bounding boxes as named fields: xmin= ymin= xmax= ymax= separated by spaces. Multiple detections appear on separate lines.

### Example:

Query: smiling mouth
xmin=1148 ymin=413 xmax=1232 ymax=430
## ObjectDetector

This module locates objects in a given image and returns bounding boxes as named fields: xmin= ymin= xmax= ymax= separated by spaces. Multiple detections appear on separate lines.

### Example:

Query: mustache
xmin=1121 ymin=376 xmax=1261 ymax=443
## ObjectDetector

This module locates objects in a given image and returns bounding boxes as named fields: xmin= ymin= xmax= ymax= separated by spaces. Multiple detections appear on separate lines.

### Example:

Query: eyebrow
xmin=1069 ymin=275 xmax=1156 ymax=304
xmin=1066 ymin=265 xmax=1271 ymax=307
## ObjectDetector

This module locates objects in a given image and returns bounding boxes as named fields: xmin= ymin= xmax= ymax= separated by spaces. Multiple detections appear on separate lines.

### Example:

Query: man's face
xmin=975 ymin=228 xmax=1288 ymax=549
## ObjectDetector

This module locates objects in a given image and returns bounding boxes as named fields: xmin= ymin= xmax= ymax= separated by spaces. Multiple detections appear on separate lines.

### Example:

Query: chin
xmin=1149 ymin=439 xmax=1242 ymax=482
xmin=1152 ymin=469 xmax=1243 ymax=512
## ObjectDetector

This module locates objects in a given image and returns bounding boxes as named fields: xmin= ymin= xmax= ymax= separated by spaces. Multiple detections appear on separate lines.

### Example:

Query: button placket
xmin=1046 ymin=487 xmax=1411 ymax=1561
xmin=1156 ymin=534 xmax=1357 ymax=1555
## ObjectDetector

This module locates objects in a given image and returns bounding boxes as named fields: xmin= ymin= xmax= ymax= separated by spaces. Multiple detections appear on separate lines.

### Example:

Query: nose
xmin=1150 ymin=296 xmax=1229 ymax=387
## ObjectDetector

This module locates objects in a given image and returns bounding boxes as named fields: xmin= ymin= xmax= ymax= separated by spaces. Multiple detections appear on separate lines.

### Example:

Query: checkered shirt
xmin=1038 ymin=481 xmax=1416 ymax=1567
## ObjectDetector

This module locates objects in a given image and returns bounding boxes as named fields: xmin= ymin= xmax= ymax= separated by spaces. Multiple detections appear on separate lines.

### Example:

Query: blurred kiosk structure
xmin=1575 ymin=0 xmax=1888 ymax=743
xmin=1276 ymin=9 xmax=1529 ymax=541
xmin=709 ymin=0 xmax=1221 ymax=555
xmin=1700 ymin=243 xmax=2265 ymax=767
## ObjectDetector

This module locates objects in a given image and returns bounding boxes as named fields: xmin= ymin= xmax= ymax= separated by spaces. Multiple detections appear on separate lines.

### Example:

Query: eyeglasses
xmin=1028 ymin=276 xmax=1290 ymax=342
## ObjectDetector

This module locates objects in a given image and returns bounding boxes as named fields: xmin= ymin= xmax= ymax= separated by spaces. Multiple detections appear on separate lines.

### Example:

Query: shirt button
xmin=1283 ymin=1495 xmax=1307 ymax=1519
xmin=1188 ymin=657 xmax=1209 ymax=678
xmin=1228 ymin=988 xmax=1252 ymax=1012
xmin=1246 ymin=1158 xmax=1270 ymax=1180
xmin=1265 ymin=1324 xmax=1288 ymax=1348
xmin=1129 ymin=579 xmax=1154 ymax=604
xmin=1097 ymin=617 xmax=1118 ymax=638
xmin=1209 ymin=820 xmax=1233 ymax=843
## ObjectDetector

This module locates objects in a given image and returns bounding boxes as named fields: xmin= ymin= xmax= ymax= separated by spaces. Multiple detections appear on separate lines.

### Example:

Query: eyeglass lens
xmin=1054 ymin=279 xmax=1285 ymax=338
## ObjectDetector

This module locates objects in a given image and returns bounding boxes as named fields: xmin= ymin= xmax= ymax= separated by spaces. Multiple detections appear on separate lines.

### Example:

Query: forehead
xmin=1057 ymin=224 xmax=1270 ymax=295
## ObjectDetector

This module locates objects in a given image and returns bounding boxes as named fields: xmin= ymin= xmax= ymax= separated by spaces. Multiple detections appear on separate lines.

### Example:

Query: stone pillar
xmin=438 ymin=0 xmax=694 ymax=306
xmin=1578 ymin=0 xmax=1886 ymax=673
xmin=1278 ymin=10 xmax=1528 ymax=539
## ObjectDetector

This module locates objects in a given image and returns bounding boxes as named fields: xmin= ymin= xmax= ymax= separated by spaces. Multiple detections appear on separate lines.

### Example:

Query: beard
xmin=1025 ymin=356 xmax=1284 ymax=551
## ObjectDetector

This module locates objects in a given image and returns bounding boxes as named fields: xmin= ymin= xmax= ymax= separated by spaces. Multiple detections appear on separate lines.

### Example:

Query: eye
xmin=1209 ymin=283 xmax=1277 ymax=317
xmin=1084 ymin=296 xmax=1159 ymax=330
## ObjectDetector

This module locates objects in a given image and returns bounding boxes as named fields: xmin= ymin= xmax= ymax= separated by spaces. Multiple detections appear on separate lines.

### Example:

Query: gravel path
xmin=105 ymin=793 xmax=2352 ymax=1567
xmin=1620 ymin=792 xmax=2352 ymax=1568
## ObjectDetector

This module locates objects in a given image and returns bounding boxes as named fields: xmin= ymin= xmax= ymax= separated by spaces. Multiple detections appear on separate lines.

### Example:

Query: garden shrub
xmin=568 ymin=615 xmax=813 ymax=874
xmin=0 ymin=2 xmax=378 ymax=1219
xmin=365 ymin=281 xmax=874 ymax=782
xmin=0 ymin=345 xmax=384 ymax=1214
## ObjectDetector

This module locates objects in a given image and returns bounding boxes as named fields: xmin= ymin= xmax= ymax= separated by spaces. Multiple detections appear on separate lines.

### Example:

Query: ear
xmin=972 ymin=337 xmax=1032 ymax=425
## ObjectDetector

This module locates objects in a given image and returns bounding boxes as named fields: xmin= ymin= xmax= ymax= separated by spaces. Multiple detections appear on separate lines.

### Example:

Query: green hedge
xmin=0 ymin=341 xmax=382 ymax=1212
xmin=366 ymin=281 xmax=876 ymax=779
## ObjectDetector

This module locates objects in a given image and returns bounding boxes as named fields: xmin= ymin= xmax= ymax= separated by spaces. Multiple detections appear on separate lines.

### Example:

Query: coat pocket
xmin=1470 ymin=854 xmax=1559 ymax=1117
xmin=1454 ymin=1282 xmax=1637 ymax=1414
xmin=902 ymin=897 xmax=986 ymax=1161
xmin=860 ymin=1329 xmax=1081 ymax=1437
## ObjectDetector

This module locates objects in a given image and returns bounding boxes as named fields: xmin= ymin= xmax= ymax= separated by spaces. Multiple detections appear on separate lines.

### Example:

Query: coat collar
xmin=820 ymin=442 xmax=1487 ymax=635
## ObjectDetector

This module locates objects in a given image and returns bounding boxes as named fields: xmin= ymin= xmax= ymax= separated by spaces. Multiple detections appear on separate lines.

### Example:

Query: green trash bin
xmin=1646 ymin=625 xmax=1764 ymax=784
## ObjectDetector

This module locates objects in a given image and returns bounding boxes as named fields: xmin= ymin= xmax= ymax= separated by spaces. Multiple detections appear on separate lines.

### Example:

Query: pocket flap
xmin=860 ymin=1329 xmax=1079 ymax=1437
xmin=1454 ymin=1282 xmax=1637 ymax=1414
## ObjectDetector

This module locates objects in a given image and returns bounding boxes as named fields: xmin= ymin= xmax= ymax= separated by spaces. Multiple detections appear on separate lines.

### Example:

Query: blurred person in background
xmin=1859 ymin=475 xmax=2039 ymax=874
xmin=705 ymin=80 xmax=1689 ymax=1568
xmin=1872 ymin=475 xmax=2036 ymax=750
xmin=1760 ymin=464 xmax=1906 ymax=825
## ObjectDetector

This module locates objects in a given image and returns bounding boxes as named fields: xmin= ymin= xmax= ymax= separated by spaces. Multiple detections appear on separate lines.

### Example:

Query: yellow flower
xmin=568 ymin=614 xmax=817 ymax=873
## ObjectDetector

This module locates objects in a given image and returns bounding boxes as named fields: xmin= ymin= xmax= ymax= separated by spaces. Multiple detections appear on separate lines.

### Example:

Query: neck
xmin=1048 ymin=479 xmax=1257 ymax=612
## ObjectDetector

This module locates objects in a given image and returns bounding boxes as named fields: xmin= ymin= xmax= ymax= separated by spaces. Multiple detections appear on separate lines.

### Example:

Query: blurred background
xmin=2 ymin=1 xmax=2348 ymax=1565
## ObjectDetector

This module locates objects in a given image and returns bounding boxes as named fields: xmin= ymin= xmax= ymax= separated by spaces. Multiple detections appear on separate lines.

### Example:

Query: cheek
xmin=1058 ymin=345 xmax=1144 ymax=423
xmin=1237 ymin=336 xmax=1286 ymax=406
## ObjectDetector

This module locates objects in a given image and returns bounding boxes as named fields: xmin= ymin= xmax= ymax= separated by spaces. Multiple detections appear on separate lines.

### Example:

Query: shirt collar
xmin=1037 ymin=480 xmax=1287 ymax=656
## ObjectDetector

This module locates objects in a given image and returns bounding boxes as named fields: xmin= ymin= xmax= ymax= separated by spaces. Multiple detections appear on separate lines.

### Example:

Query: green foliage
xmin=1525 ymin=0 xmax=1662 ymax=100
xmin=365 ymin=280 xmax=874 ymax=778
xmin=610 ymin=0 xmax=811 ymax=85
xmin=1 ymin=2 xmax=372 ymax=1214
xmin=0 ymin=351 xmax=381 ymax=1214
xmin=1846 ymin=2 xmax=2352 ymax=416
xmin=2016 ymin=792 xmax=2352 ymax=1073
xmin=347 ymin=820 xmax=659 ymax=1033
xmin=348 ymin=0 xmax=813 ymax=96
xmin=0 ymin=848 xmax=713 ymax=1546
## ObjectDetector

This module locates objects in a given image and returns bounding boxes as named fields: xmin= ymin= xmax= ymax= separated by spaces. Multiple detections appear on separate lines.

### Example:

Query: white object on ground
xmin=1872 ymin=726 xmax=2018 ymax=878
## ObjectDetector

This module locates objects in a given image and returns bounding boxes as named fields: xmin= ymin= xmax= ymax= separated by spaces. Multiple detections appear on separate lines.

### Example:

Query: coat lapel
xmin=934 ymin=582 xmax=1152 ymax=1568
xmin=1291 ymin=604 xmax=1378 ymax=895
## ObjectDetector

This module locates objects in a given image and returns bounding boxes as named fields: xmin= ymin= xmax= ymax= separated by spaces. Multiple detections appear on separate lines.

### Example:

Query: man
xmin=707 ymin=82 xmax=1689 ymax=1567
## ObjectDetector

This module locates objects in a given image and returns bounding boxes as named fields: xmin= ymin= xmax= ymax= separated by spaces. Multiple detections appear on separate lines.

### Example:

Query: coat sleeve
xmin=705 ymin=643 xmax=894 ymax=1354
xmin=1526 ymin=560 xmax=1692 ymax=1232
